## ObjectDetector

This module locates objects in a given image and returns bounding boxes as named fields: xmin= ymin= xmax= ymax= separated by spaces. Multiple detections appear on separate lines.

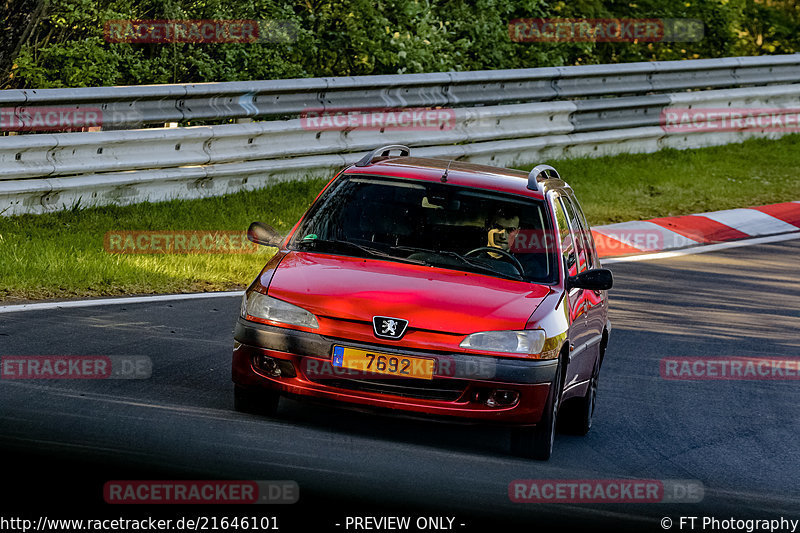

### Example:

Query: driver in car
xmin=486 ymin=210 xmax=520 ymax=257
xmin=466 ymin=209 xmax=523 ymax=277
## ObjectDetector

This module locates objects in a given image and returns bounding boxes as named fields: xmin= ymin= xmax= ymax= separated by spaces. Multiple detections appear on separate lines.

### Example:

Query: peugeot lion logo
xmin=373 ymin=316 xmax=409 ymax=340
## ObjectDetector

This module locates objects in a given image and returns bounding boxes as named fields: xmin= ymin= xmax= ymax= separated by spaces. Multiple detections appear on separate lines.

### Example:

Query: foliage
xmin=4 ymin=0 xmax=800 ymax=88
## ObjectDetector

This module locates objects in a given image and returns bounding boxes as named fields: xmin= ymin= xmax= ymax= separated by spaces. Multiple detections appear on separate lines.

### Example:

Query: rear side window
xmin=559 ymin=195 xmax=589 ymax=273
xmin=552 ymin=196 xmax=576 ymax=277
xmin=568 ymin=194 xmax=596 ymax=269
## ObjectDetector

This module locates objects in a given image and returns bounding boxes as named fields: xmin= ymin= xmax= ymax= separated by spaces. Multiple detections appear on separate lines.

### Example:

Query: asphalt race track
xmin=1 ymin=240 xmax=799 ymax=532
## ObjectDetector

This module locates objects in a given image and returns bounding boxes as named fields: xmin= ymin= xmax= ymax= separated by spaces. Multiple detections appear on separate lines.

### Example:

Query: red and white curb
xmin=592 ymin=201 xmax=800 ymax=259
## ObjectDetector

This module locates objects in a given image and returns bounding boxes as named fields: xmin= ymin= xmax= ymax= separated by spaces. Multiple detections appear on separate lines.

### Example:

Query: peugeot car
xmin=232 ymin=145 xmax=612 ymax=460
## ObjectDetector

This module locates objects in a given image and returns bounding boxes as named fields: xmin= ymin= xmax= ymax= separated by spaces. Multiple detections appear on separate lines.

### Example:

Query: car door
xmin=559 ymin=194 xmax=596 ymax=390
xmin=566 ymin=191 xmax=606 ymax=343
xmin=551 ymin=193 xmax=592 ymax=393
xmin=561 ymin=193 xmax=605 ymax=382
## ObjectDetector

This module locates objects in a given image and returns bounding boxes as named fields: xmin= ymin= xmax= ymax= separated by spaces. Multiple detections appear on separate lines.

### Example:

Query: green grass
xmin=528 ymin=134 xmax=800 ymax=225
xmin=2 ymin=135 xmax=799 ymax=302
xmin=0 ymin=178 xmax=329 ymax=302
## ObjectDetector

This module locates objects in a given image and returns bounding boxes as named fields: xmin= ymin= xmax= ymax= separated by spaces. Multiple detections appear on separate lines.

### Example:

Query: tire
xmin=560 ymin=364 xmax=598 ymax=436
xmin=511 ymin=357 xmax=563 ymax=460
xmin=234 ymin=385 xmax=280 ymax=416
xmin=561 ymin=337 xmax=605 ymax=435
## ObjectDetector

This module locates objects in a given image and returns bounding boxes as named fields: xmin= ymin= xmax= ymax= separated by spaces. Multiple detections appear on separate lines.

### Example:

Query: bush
xmin=3 ymin=0 xmax=799 ymax=89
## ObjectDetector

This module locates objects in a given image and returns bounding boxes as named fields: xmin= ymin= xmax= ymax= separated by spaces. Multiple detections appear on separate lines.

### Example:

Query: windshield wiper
xmin=390 ymin=246 xmax=524 ymax=281
xmin=295 ymin=238 xmax=429 ymax=266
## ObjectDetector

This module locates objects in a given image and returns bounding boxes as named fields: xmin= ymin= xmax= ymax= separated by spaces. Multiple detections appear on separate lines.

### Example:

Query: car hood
xmin=266 ymin=251 xmax=552 ymax=335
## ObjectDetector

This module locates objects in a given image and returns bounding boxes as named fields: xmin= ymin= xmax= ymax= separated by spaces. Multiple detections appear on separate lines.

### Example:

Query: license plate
xmin=332 ymin=346 xmax=434 ymax=380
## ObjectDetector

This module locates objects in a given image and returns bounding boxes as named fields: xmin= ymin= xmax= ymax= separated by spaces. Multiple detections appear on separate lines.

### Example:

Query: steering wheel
xmin=464 ymin=247 xmax=525 ymax=277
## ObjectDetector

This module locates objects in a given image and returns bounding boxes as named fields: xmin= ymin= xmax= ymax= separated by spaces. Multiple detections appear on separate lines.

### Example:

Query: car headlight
xmin=460 ymin=329 xmax=548 ymax=357
xmin=242 ymin=292 xmax=319 ymax=329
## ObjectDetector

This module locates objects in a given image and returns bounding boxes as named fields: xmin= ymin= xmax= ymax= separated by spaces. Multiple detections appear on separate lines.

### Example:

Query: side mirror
xmin=567 ymin=268 xmax=613 ymax=291
xmin=247 ymin=222 xmax=283 ymax=248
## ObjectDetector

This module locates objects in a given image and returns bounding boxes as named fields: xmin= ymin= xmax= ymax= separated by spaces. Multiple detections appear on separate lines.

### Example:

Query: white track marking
xmin=695 ymin=208 xmax=798 ymax=236
xmin=0 ymin=291 xmax=243 ymax=314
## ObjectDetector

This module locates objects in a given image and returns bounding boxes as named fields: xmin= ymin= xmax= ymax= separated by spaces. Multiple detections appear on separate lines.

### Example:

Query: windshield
xmin=289 ymin=175 xmax=557 ymax=283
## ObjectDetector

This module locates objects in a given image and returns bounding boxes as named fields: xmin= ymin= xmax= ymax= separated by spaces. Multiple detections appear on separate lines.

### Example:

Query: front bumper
xmin=232 ymin=318 xmax=558 ymax=425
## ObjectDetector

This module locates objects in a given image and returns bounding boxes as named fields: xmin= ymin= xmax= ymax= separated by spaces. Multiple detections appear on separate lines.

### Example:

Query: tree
xmin=1 ymin=0 xmax=47 ymax=88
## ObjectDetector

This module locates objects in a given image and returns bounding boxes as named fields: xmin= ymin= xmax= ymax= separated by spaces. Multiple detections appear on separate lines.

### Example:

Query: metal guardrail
xmin=1 ymin=54 xmax=799 ymax=215
xmin=2 ymin=55 xmax=800 ymax=128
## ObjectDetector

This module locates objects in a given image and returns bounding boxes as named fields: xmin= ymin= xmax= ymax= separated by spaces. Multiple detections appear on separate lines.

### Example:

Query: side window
xmin=552 ymin=196 xmax=576 ymax=277
xmin=568 ymin=194 xmax=596 ymax=269
xmin=559 ymin=196 xmax=588 ymax=274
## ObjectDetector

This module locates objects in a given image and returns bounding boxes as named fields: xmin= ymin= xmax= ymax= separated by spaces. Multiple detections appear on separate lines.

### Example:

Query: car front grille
xmin=310 ymin=376 xmax=467 ymax=402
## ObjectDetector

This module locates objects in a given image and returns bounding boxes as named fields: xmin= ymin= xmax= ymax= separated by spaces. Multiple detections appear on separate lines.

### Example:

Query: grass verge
xmin=1 ymin=135 xmax=799 ymax=301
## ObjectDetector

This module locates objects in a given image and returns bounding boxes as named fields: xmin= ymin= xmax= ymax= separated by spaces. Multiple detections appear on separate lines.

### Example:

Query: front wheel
xmin=560 ymin=366 xmax=598 ymax=436
xmin=560 ymin=340 xmax=604 ymax=436
xmin=511 ymin=358 xmax=562 ymax=460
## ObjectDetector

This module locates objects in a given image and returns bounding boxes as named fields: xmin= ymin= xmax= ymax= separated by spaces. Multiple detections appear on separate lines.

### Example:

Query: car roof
xmin=342 ymin=156 xmax=569 ymax=200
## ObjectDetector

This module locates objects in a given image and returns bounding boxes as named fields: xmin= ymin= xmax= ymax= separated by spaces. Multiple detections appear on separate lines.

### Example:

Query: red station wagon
xmin=232 ymin=145 xmax=612 ymax=460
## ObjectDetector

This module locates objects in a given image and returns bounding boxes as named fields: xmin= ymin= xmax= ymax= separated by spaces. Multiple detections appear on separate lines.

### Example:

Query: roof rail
xmin=527 ymin=164 xmax=560 ymax=191
xmin=355 ymin=145 xmax=411 ymax=167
